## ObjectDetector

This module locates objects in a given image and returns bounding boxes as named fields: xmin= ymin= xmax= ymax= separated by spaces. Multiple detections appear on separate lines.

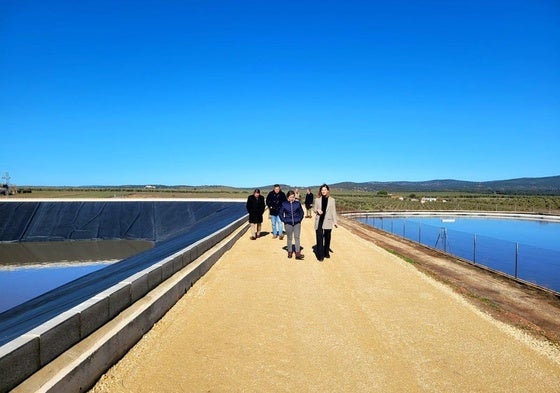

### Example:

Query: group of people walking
xmin=245 ymin=184 xmax=337 ymax=262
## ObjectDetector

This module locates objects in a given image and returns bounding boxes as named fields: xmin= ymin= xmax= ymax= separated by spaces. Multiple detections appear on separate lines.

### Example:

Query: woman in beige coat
xmin=314 ymin=184 xmax=337 ymax=261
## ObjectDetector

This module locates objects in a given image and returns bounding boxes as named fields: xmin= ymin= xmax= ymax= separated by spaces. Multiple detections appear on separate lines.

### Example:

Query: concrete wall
xmin=0 ymin=216 xmax=248 ymax=393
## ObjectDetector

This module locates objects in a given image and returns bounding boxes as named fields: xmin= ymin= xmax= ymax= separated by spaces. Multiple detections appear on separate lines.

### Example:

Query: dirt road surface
xmin=91 ymin=216 xmax=560 ymax=392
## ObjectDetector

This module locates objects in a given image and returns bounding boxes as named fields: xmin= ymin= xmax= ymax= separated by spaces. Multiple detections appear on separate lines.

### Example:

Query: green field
xmin=7 ymin=187 xmax=560 ymax=215
xmin=329 ymin=189 xmax=560 ymax=215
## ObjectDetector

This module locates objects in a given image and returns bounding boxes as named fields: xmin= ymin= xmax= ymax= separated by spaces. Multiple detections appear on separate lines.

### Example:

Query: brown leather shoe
xmin=250 ymin=236 xmax=256 ymax=240
xmin=288 ymin=252 xmax=293 ymax=258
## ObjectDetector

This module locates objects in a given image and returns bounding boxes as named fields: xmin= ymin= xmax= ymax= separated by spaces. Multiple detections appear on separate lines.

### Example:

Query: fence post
xmin=419 ymin=224 xmax=421 ymax=243
xmin=515 ymin=242 xmax=519 ymax=278
xmin=473 ymin=234 xmax=477 ymax=264
xmin=443 ymin=228 xmax=447 ymax=253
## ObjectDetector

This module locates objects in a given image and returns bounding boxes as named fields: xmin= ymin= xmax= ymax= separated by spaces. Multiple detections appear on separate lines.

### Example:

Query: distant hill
xmin=331 ymin=175 xmax=560 ymax=195
xmin=68 ymin=176 xmax=560 ymax=195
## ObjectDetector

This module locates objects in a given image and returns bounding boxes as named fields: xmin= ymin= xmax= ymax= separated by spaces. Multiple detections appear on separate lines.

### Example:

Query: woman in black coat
xmin=246 ymin=188 xmax=266 ymax=239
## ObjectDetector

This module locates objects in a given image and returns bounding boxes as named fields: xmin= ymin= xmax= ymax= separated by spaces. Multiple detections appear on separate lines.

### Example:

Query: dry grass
xmin=6 ymin=187 xmax=560 ymax=215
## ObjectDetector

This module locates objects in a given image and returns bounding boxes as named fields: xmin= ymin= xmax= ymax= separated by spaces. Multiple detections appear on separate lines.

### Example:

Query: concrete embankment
xmin=9 ymin=223 xmax=249 ymax=392
xmin=89 ymin=215 xmax=560 ymax=392
xmin=0 ymin=200 xmax=247 ymax=392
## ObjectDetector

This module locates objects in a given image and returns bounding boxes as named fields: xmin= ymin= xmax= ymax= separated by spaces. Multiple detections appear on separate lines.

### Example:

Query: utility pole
xmin=2 ymin=172 xmax=11 ymax=196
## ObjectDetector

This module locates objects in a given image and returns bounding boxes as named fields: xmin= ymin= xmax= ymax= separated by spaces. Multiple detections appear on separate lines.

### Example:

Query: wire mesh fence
xmin=358 ymin=215 xmax=560 ymax=293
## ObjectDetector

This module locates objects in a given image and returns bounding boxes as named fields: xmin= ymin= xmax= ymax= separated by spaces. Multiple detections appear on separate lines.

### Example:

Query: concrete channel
xmin=0 ymin=200 xmax=248 ymax=392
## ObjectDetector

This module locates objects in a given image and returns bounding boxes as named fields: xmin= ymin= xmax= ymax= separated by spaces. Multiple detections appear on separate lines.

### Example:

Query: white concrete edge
xmin=343 ymin=211 xmax=560 ymax=222
xmin=0 ymin=334 xmax=38 ymax=357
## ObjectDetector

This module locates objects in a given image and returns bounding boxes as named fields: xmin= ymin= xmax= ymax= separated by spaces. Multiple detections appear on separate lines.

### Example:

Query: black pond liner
xmin=0 ymin=201 xmax=247 ymax=346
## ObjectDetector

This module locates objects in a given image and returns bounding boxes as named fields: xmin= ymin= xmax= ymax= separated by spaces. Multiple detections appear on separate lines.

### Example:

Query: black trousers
xmin=315 ymin=228 xmax=332 ymax=260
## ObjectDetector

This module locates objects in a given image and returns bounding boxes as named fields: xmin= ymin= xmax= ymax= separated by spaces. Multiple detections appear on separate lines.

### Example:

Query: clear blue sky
xmin=1 ymin=1 xmax=559 ymax=188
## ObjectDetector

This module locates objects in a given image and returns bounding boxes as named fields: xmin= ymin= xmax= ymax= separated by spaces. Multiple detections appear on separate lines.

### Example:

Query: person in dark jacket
xmin=279 ymin=190 xmax=305 ymax=259
xmin=304 ymin=188 xmax=314 ymax=218
xmin=266 ymin=184 xmax=287 ymax=239
xmin=246 ymin=188 xmax=266 ymax=240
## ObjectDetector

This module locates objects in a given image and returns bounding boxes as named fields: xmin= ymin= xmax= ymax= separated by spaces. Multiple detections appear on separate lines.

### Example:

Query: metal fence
xmin=358 ymin=215 xmax=560 ymax=294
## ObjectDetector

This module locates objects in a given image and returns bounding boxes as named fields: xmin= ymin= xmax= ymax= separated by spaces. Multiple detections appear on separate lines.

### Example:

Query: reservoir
xmin=0 ymin=239 xmax=154 ymax=313
xmin=0 ymin=262 xmax=112 ymax=313
xmin=0 ymin=200 xmax=248 ymax=320
xmin=357 ymin=214 xmax=560 ymax=293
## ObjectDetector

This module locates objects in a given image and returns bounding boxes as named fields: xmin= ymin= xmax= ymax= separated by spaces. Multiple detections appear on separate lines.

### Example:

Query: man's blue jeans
xmin=270 ymin=214 xmax=283 ymax=237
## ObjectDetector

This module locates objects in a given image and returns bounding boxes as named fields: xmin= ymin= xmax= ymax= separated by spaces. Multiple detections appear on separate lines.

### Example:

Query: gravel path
xmin=91 ymin=217 xmax=560 ymax=392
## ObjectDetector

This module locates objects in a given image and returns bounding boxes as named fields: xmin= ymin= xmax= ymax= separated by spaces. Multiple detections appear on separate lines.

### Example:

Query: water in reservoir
xmin=358 ymin=215 xmax=560 ymax=293
xmin=0 ymin=239 xmax=154 ymax=313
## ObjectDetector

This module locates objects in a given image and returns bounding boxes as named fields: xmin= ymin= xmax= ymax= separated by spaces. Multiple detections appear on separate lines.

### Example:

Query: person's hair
xmin=253 ymin=188 xmax=260 ymax=194
xmin=273 ymin=184 xmax=280 ymax=188
xmin=286 ymin=190 xmax=295 ymax=197
xmin=319 ymin=184 xmax=330 ymax=196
